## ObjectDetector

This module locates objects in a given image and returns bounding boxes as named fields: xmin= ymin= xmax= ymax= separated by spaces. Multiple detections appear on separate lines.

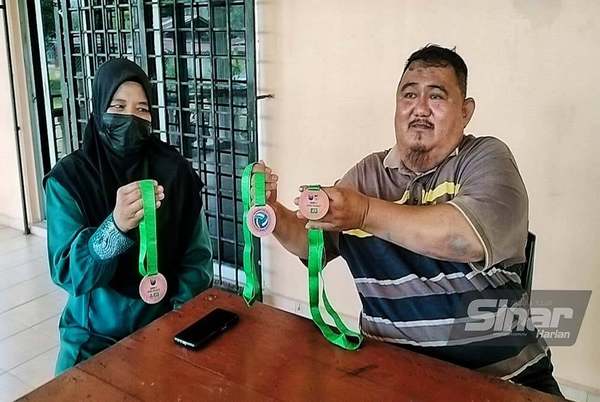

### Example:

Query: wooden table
xmin=20 ymin=289 xmax=565 ymax=401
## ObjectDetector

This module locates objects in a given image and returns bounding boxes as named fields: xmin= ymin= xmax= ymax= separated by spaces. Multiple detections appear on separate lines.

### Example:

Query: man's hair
xmin=402 ymin=44 xmax=468 ymax=97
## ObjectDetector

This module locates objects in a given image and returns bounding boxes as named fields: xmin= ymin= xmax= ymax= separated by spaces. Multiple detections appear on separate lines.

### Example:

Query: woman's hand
xmin=113 ymin=180 xmax=165 ymax=233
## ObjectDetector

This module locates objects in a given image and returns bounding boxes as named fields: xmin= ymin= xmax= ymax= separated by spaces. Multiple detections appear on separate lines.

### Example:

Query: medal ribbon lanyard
xmin=307 ymin=215 xmax=363 ymax=351
xmin=138 ymin=179 xmax=159 ymax=278
xmin=241 ymin=170 xmax=363 ymax=350
xmin=241 ymin=164 xmax=263 ymax=305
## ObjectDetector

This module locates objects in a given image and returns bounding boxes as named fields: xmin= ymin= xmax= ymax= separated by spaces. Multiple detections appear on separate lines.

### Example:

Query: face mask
xmin=100 ymin=113 xmax=152 ymax=156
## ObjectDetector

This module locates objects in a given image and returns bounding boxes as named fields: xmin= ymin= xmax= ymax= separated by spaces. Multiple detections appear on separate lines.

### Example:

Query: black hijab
xmin=45 ymin=58 xmax=204 ymax=299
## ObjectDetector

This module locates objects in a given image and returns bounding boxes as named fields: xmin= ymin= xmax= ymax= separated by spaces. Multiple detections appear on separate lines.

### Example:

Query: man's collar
xmin=382 ymin=145 xmax=403 ymax=170
xmin=383 ymin=141 xmax=461 ymax=173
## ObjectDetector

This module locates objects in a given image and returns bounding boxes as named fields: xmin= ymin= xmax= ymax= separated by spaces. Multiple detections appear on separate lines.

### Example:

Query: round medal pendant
xmin=139 ymin=273 xmax=168 ymax=304
xmin=299 ymin=188 xmax=330 ymax=220
xmin=247 ymin=205 xmax=276 ymax=237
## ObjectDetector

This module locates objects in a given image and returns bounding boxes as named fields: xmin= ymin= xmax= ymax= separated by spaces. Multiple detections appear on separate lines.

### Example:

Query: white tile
xmin=9 ymin=346 xmax=58 ymax=389
xmin=29 ymin=315 xmax=61 ymax=345
xmin=0 ymin=316 xmax=27 ymax=342
xmin=560 ymin=384 xmax=588 ymax=402
xmin=0 ymin=372 xmax=33 ymax=402
xmin=0 ymin=324 xmax=58 ymax=371
xmin=0 ymin=257 xmax=48 ymax=291
xmin=0 ymin=236 xmax=45 ymax=257
xmin=0 ymin=291 xmax=66 ymax=327
xmin=0 ymin=227 xmax=21 ymax=242
xmin=29 ymin=224 xmax=47 ymax=239
xmin=587 ymin=392 xmax=600 ymax=402
xmin=0 ymin=275 xmax=58 ymax=315
xmin=0 ymin=245 xmax=47 ymax=272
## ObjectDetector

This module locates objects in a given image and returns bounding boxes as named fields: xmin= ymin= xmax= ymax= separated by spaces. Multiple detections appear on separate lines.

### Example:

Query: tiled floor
xmin=0 ymin=225 xmax=598 ymax=401
xmin=0 ymin=226 xmax=66 ymax=402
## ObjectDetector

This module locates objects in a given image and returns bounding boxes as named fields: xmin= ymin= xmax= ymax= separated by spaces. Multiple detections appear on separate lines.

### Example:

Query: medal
xmin=247 ymin=204 xmax=276 ymax=237
xmin=241 ymin=164 xmax=272 ymax=305
xmin=138 ymin=273 xmax=168 ymax=304
xmin=138 ymin=179 xmax=167 ymax=304
xmin=299 ymin=186 xmax=330 ymax=220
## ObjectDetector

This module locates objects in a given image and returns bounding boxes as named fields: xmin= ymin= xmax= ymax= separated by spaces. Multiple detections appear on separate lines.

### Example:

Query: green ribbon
xmin=241 ymin=168 xmax=362 ymax=349
xmin=138 ymin=180 xmax=159 ymax=277
xmin=308 ymin=228 xmax=363 ymax=350
xmin=241 ymin=164 xmax=263 ymax=305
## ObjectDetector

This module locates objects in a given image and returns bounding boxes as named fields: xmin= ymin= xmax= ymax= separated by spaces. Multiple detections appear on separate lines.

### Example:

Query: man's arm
xmin=363 ymin=199 xmax=484 ymax=262
xmin=271 ymin=201 xmax=309 ymax=259
xmin=306 ymin=186 xmax=484 ymax=263
xmin=307 ymin=137 xmax=527 ymax=269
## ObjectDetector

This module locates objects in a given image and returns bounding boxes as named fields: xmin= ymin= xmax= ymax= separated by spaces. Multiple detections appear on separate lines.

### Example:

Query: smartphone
xmin=173 ymin=308 xmax=239 ymax=349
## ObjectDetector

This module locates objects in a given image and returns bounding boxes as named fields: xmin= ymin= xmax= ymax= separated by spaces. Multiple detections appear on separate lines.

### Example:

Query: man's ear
xmin=462 ymin=97 xmax=476 ymax=128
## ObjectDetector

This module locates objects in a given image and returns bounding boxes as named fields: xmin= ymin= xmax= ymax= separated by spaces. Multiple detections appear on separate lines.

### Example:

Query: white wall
xmin=0 ymin=2 xmax=41 ymax=230
xmin=256 ymin=0 xmax=600 ymax=391
xmin=0 ymin=5 xmax=24 ymax=229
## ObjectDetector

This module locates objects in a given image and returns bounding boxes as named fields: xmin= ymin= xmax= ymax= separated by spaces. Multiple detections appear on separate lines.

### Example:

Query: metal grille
xmin=52 ymin=0 xmax=259 ymax=293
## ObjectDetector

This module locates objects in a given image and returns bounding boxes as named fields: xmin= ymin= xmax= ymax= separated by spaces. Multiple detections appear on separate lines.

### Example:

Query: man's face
xmin=394 ymin=62 xmax=474 ymax=171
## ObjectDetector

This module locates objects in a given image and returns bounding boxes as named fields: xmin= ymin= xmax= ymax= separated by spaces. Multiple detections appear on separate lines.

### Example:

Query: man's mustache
xmin=409 ymin=119 xmax=434 ymax=129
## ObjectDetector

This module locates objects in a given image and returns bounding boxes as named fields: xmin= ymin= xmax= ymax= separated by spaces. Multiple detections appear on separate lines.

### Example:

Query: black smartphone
xmin=173 ymin=308 xmax=239 ymax=349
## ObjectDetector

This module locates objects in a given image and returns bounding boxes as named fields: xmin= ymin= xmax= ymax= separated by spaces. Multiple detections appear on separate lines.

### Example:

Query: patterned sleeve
xmin=45 ymin=177 xmax=133 ymax=296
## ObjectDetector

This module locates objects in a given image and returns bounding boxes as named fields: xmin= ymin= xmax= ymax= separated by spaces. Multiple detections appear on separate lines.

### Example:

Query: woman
xmin=44 ymin=59 xmax=213 ymax=374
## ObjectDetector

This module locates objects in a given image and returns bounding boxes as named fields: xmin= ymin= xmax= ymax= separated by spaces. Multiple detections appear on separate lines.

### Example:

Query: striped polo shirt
xmin=323 ymin=134 xmax=549 ymax=379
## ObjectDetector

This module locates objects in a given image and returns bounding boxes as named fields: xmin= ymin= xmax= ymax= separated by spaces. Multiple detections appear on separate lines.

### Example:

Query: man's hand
xmin=295 ymin=186 xmax=370 ymax=232
xmin=252 ymin=161 xmax=279 ymax=204
xmin=250 ymin=161 xmax=309 ymax=258
xmin=113 ymin=180 xmax=165 ymax=233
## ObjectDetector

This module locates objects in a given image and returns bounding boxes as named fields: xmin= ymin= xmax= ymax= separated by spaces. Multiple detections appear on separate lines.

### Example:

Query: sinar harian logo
xmin=451 ymin=290 xmax=591 ymax=346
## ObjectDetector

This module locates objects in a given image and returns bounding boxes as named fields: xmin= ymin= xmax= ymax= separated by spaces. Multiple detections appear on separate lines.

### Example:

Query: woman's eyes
xmin=108 ymin=105 xmax=150 ymax=113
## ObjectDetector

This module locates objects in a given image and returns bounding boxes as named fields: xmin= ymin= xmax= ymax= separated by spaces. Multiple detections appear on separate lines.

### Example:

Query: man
xmin=257 ymin=45 xmax=561 ymax=396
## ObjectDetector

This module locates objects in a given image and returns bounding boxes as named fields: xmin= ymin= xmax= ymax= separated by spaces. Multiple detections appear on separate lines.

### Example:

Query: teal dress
xmin=46 ymin=177 xmax=213 ymax=374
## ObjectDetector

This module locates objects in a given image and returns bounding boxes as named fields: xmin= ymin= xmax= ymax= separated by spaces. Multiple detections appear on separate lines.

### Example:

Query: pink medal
xmin=138 ymin=273 xmax=168 ymax=304
xmin=298 ymin=186 xmax=330 ymax=220
xmin=137 ymin=180 xmax=167 ymax=304
xmin=247 ymin=204 xmax=277 ymax=237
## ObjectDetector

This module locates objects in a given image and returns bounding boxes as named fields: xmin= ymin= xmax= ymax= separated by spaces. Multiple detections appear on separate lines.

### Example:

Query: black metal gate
xmin=53 ymin=0 xmax=259 ymax=293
